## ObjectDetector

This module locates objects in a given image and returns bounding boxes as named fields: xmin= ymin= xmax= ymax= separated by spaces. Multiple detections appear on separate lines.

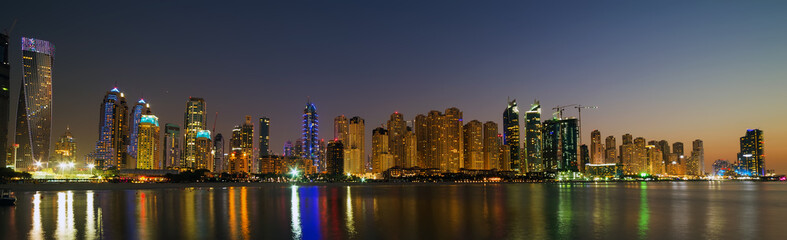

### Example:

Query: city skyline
xmin=0 ymin=1 xmax=785 ymax=173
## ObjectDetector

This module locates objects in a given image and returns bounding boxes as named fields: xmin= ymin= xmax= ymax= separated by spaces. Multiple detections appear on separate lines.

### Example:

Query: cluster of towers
xmin=588 ymin=130 xmax=706 ymax=176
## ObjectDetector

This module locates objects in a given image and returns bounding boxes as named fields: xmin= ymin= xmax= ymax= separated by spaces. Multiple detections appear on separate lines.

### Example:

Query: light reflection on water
xmin=2 ymin=182 xmax=786 ymax=239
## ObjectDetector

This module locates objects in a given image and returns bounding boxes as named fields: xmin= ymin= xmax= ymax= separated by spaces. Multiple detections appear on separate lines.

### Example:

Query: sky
xmin=2 ymin=0 xmax=786 ymax=172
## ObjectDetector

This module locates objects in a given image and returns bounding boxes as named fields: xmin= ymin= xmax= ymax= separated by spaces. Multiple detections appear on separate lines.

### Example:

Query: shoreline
xmin=0 ymin=180 xmax=780 ymax=192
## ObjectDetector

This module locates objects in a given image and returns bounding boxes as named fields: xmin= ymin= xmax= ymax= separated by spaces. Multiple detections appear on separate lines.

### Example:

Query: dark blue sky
xmin=3 ymin=1 xmax=787 ymax=171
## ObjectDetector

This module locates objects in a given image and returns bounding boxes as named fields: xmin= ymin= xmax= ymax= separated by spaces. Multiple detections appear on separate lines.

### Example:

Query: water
xmin=0 ymin=182 xmax=785 ymax=239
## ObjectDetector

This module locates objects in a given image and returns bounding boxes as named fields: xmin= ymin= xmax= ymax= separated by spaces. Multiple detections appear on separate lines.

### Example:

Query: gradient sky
xmin=3 ymin=1 xmax=786 ymax=172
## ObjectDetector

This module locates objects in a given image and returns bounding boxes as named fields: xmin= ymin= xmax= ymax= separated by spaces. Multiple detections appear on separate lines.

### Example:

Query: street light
xmin=289 ymin=168 xmax=300 ymax=180
xmin=87 ymin=164 xmax=95 ymax=176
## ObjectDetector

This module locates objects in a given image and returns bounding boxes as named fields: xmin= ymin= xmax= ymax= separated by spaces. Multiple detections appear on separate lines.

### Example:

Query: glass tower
xmin=503 ymin=99 xmax=520 ymax=171
xmin=302 ymin=100 xmax=320 ymax=172
xmin=524 ymin=100 xmax=542 ymax=172
xmin=93 ymin=87 xmax=129 ymax=168
xmin=128 ymin=98 xmax=150 ymax=161
xmin=15 ymin=37 xmax=54 ymax=169
xmin=258 ymin=117 xmax=270 ymax=157
xmin=738 ymin=129 xmax=764 ymax=176
xmin=542 ymin=118 xmax=579 ymax=173
xmin=183 ymin=97 xmax=207 ymax=169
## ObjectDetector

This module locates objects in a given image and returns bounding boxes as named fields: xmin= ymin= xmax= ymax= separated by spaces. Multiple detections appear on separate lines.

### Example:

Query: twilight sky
xmin=3 ymin=0 xmax=786 ymax=172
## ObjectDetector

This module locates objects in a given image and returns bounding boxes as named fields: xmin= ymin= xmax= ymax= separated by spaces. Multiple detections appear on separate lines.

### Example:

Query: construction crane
xmin=575 ymin=105 xmax=598 ymax=146
xmin=212 ymin=112 xmax=219 ymax=134
xmin=552 ymin=104 xmax=578 ymax=119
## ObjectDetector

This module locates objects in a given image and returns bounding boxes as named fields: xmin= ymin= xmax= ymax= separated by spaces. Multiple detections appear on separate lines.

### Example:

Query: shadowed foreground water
xmin=0 ymin=182 xmax=785 ymax=239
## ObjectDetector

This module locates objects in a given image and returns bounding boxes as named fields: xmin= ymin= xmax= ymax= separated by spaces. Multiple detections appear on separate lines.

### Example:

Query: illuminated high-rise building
xmin=345 ymin=116 xmax=365 ymax=175
xmin=326 ymin=140 xmax=344 ymax=176
xmin=689 ymin=139 xmax=705 ymax=176
xmin=183 ymin=97 xmax=207 ymax=169
xmin=302 ymin=100 xmax=320 ymax=171
xmin=258 ymin=117 xmax=270 ymax=157
xmin=483 ymin=121 xmax=499 ymax=170
xmin=524 ymin=100 xmax=542 ymax=172
xmin=0 ymin=34 xmax=10 ymax=163
xmin=657 ymin=140 xmax=671 ymax=164
xmin=579 ymin=144 xmax=589 ymax=172
xmin=15 ymin=37 xmax=54 ymax=169
xmin=334 ymin=115 xmax=348 ymax=143
xmin=214 ymin=133 xmax=225 ymax=172
xmin=604 ymin=136 xmax=617 ymax=164
xmin=633 ymin=137 xmax=647 ymax=174
xmin=387 ymin=112 xmax=407 ymax=167
xmin=128 ymin=99 xmax=151 ymax=162
xmin=542 ymin=118 xmax=579 ymax=173
xmin=404 ymin=127 xmax=417 ymax=168
xmin=427 ymin=110 xmax=447 ymax=169
xmin=672 ymin=142 xmax=684 ymax=156
xmin=502 ymin=99 xmax=521 ymax=171
xmin=590 ymin=130 xmax=604 ymax=164
xmin=619 ymin=133 xmax=634 ymax=174
xmin=463 ymin=120 xmax=483 ymax=170
xmin=92 ymin=87 xmax=128 ymax=169
xmin=136 ymin=115 xmax=160 ymax=169
xmin=414 ymin=114 xmax=429 ymax=168
xmin=195 ymin=130 xmax=213 ymax=171
xmin=54 ymin=127 xmax=76 ymax=163
xmin=499 ymin=136 xmax=510 ymax=170
xmin=738 ymin=129 xmax=764 ymax=176
xmin=646 ymin=145 xmax=665 ymax=175
xmin=371 ymin=127 xmax=392 ymax=173
xmin=444 ymin=107 xmax=463 ymax=171
xmin=230 ymin=116 xmax=254 ymax=172
xmin=162 ymin=124 xmax=180 ymax=169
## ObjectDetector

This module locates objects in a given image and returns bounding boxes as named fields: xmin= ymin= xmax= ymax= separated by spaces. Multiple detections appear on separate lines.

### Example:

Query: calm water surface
xmin=0 ymin=182 xmax=785 ymax=239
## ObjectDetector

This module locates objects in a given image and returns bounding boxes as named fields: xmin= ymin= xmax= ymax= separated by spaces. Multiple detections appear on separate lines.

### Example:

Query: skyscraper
xmin=619 ymin=134 xmax=634 ymax=174
xmin=162 ymin=124 xmax=180 ymax=169
xmin=657 ymin=140 xmax=671 ymax=166
xmin=0 ymin=34 xmax=10 ymax=164
xmin=183 ymin=97 xmax=207 ymax=169
xmin=54 ymin=127 xmax=76 ymax=163
xmin=444 ymin=107 xmax=463 ymax=171
xmin=503 ymin=99 xmax=521 ymax=171
xmin=258 ymin=117 xmax=270 ymax=157
xmin=483 ymin=121 xmax=499 ymax=170
xmin=326 ymin=140 xmax=344 ymax=176
xmin=414 ymin=114 xmax=429 ymax=168
xmin=334 ymin=115 xmax=349 ymax=143
xmin=195 ymin=130 xmax=213 ymax=171
xmin=371 ymin=127 xmax=392 ymax=173
xmin=302 ymin=100 xmax=320 ymax=171
xmin=463 ymin=120 xmax=483 ymax=170
xmin=346 ymin=116 xmax=365 ymax=175
xmin=387 ymin=112 xmax=407 ymax=167
xmin=128 ymin=98 xmax=151 ymax=161
xmin=16 ymin=37 xmax=54 ymax=169
xmin=524 ymin=100 xmax=542 ymax=172
xmin=136 ymin=115 xmax=160 ymax=169
xmin=604 ymin=136 xmax=617 ymax=164
xmin=690 ymin=139 xmax=705 ymax=176
xmin=427 ymin=110 xmax=447 ymax=169
xmin=646 ymin=145 xmax=665 ymax=175
xmin=633 ymin=137 xmax=647 ymax=174
xmin=580 ymin=144 xmax=589 ymax=172
xmin=672 ymin=142 xmax=684 ymax=156
xmin=542 ymin=118 xmax=579 ymax=173
xmin=404 ymin=127 xmax=417 ymax=168
xmin=590 ymin=130 xmax=604 ymax=164
xmin=232 ymin=116 xmax=254 ymax=172
xmin=93 ymin=87 xmax=128 ymax=169
xmin=214 ymin=133 xmax=224 ymax=172
xmin=738 ymin=129 xmax=764 ymax=176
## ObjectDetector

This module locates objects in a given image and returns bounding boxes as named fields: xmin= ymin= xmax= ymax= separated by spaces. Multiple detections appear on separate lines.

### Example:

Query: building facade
xmin=738 ymin=129 xmax=764 ymax=176
xmin=92 ymin=87 xmax=128 ymax=169
xmin=128 ymin=99 xmax=151 ymax=161
xmin=463 ymin=120 xmax=483 ymax=170
xmin=183 ymin=97 xmax=207 ymax=169
xmin=136 ymin=115 xmax=160 ymax=169
xmin=524 ymin=100 xmax=542 ymax=172
xmin=302 ymin=100 xmax=320 ymax=172
xmin=16 ymin=37 xmax=55 ymax=169
xmin=346 ymin=116 xmax=365 ymax=175
xmin=503 ymin=99 xmax=520 ymax=171
xmin=326 ymin=140 xmax=344 ymax=176
xmin=162 ymin=124 xmax=180 ymax=169
xmin=54 ymin=127 xmax=77 ymax=163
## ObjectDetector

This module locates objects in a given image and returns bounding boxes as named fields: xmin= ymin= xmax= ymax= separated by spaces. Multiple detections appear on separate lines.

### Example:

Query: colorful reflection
xmin=290 ymin=185 xmax=302 ymax=239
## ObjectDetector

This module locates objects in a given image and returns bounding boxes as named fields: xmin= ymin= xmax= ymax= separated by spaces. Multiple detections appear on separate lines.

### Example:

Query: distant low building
xmin=585 ymin=163 xmax=623 ymax=179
